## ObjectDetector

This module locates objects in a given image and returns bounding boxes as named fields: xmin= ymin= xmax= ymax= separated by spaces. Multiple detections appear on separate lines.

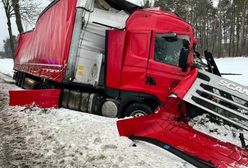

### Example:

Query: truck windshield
xmin=154 ymin=34 xmax=190 ymax=67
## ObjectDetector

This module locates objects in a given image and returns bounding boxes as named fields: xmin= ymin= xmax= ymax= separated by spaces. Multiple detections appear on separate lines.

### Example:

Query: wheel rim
xmin=130 ymin=110 xmax=146 ymax=117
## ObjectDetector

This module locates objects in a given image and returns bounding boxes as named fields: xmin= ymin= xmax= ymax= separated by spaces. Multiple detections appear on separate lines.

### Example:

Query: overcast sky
xmin=0 ymin=0 xmax=219 ymax=52
xmin=0 ymin=3 xmax=18 ymax=51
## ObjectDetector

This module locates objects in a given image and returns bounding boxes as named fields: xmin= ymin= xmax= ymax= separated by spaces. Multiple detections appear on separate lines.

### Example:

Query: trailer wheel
xmin=124 ymin=103 xmax=153 ymax=117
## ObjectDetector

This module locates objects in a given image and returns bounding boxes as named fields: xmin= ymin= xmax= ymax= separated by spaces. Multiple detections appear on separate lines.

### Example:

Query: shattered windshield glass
xmin=154 ymin=34 xmax=190 ymax=67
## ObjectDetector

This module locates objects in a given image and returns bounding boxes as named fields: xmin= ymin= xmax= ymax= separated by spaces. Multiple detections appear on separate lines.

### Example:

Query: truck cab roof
xmin=126 ymin=8 xmax=195 ymax=36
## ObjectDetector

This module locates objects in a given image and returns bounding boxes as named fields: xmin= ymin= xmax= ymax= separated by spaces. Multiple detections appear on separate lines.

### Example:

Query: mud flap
xmin=9 ymin=89 xmax=61 ymax=108
xmin=117 ymin=98 xmax=248 ymax=168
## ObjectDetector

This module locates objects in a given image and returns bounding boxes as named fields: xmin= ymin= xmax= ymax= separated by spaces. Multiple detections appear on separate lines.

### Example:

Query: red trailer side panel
xmin=14 ymin=0 xmax=77 ymax=82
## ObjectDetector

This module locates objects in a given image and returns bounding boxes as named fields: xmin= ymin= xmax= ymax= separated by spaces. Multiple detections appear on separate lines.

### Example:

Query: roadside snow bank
xmin=0 ymin=58 xmax=14 ymax=77
xmin=0 ymin=107 xmax=194 ymax=168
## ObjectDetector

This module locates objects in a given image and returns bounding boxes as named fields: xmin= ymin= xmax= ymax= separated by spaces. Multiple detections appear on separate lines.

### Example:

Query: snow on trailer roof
xmin=76 ymin=0 xmax=131 ymax=29
xmin=39 ymin=0 xmax=132 ymax=30
xmin=87 ymin=8 xmax=129 ymax=29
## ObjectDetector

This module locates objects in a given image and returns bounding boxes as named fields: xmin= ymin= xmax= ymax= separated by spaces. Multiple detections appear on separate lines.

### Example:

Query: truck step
xmin=184 ymin=70 xmax=248 ymax=131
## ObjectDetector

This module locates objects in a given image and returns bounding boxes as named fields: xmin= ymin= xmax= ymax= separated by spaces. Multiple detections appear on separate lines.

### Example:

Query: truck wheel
xmin=124 ymin=103 xmax=153 ymax=117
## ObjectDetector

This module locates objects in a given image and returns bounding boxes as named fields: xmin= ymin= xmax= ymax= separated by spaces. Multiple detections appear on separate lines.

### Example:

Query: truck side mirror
xmin=179 ymin=40 xmax=190 ymax=71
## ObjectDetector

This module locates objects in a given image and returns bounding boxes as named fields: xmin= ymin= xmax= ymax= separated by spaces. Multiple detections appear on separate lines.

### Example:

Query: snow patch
xmin=215 ymin=57 xmax=248 ymax=86
xmin=0 ymin=58 xmax=14 ymax=77
xmin=189 ymin=114 xmax=248 ymax=147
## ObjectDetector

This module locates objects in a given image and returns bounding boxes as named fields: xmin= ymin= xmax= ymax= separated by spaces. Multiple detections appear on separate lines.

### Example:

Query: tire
xmin=16 ymin=72 xmax=21 ymax=86
xmin=20 ymin=73 xmax=25 ymax=88
xmin=123 ymin=103 xmax=153 ymax=117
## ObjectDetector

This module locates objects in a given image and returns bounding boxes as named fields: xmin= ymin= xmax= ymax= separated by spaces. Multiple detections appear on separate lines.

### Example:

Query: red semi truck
xmin=14 ymin=0 xmax=195 ymax=118
xmin=12 ymin=0 xmax=248 ymax=166
xmin=13 ymin=0 xmax=248 ymax=131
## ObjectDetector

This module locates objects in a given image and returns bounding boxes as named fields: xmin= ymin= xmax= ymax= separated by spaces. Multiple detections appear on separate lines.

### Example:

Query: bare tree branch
xmin=19 ymin=0 xmax=42 ymax=28
xmin=1 ymin=0 xmax=15 ymax=58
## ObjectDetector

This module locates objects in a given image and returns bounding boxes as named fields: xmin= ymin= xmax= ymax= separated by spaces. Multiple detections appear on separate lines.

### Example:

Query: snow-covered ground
xmin=0 ymin=57 xmax=248 ymax=168
xmin=0 ymin=59 xmax=14 ymax=77
xmin=0 ymin=95 xmax=192 ymax=167
xmin=216 ymin=57 xmax=248 ymax=86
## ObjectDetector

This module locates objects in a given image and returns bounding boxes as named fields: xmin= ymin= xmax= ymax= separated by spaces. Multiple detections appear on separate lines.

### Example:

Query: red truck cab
xmin=106 ymin=8 xmax=196 ymax=116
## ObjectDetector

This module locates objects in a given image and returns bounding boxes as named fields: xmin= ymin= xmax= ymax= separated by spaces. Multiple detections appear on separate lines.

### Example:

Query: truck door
xmin=146 ymin=32 xmax=191 ymax=103
xmin=120 ymin=31 xmax=152 ymax=93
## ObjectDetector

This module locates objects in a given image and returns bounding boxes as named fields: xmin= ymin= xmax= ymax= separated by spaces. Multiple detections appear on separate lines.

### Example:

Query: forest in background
xmin=151 ymin=0 xmax=248 ymax=57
